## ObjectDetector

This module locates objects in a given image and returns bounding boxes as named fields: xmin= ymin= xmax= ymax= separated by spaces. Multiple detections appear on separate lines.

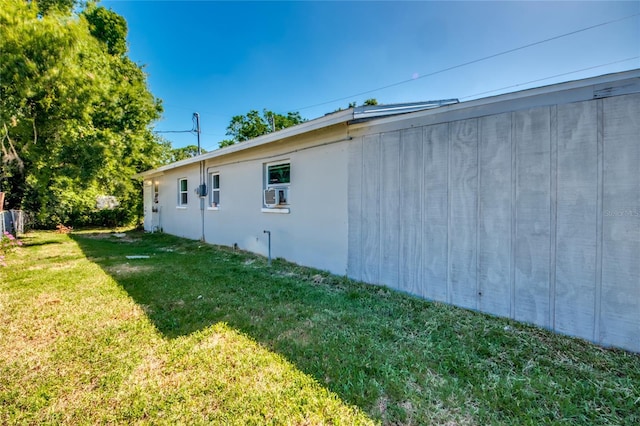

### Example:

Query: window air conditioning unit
xmin=264 ymin=188 xmax=277 ymax=207
xmin=264 ymin=187 xmax=287 ymax=208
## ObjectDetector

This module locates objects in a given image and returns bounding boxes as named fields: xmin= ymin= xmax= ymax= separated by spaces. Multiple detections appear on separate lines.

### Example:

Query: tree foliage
xmin=167 ymin=145 xmax=207 ymax=163
xmin=0 ymin=0 xmax=166 ymax=227
xmin=220 ymin=109 xmax=305 ymax=148
xmin=84 ymin=5 xmax=128 ymax=56
xmin=334 ymin=98 xmax=379 ymax=112
xmin=34 ymin=0 xmax=75 ymax=16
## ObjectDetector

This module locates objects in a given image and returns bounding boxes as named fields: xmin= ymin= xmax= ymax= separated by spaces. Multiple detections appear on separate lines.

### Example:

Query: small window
xmin=267 ymin=162 xmax=290 ymax=186
xmin=263 ymin=161 xmax=290 ymax=210
xmin=178 ymin=178 xmax=188 ymax=206
xmin=209 ymin=172 xmax=220 ymax=207
xmin=153 ymin=182 xmax=159 ymax=204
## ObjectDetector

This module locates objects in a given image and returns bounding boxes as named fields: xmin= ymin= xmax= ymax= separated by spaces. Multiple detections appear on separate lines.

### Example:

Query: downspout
xmin=194 ymin=112 xmax=206 ymax=242
xmin=200 ymin=160 xmax=205 ymax=242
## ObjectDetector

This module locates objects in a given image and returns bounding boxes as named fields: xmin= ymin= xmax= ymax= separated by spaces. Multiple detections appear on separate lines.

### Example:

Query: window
xmin=178 ymin=178 xmax=188 ymax=206
xmin=267 ymin=162 xmax=290 ymax=186
xmin=263 ymin=161 xmax=290 ymax=212
xmin=209 ymin=172 xmax=220 ymax=208
xmin=153 ymin=182 xmax=159 ymax=204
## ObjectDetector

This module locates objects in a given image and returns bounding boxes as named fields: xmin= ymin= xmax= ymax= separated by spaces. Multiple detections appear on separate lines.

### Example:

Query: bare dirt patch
xmin=104 ymin=263 xmax=153 ymax=276
xmin=82 ymin=233 xmax=139 ymax=243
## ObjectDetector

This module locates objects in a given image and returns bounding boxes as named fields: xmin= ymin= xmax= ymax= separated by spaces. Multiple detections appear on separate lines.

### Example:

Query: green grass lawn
xmin=1 ymin=231 xmax=638 ymax=425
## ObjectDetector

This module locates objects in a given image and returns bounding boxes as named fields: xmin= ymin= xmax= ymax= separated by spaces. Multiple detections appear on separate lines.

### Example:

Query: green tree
xmin=333 ymin=98 xmax=379 ymax=112
xmin=167 ymin=145 xmax=207 ymax=163
xmin=34 ymin=0 xmax=76 ymax=16
xmin=0 ymin=1 xmax=164 ymax=227
xmin=220 ymin=109 xmax=305 ymax=148
xmin=226 ymin=110 xmax=269 ymax=143
xmin=84 ymin=5 xmax=128 ymax=56
xmin=263 ymin=111 xmax=305 ymax=132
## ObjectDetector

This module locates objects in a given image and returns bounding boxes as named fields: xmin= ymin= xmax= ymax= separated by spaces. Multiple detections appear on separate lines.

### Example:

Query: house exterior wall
xmin=149 ymin=166 xmax=204 ymax=239
xmin=140 ymin=72 xmax=639 ymax=352
xmin=200 ymin=140 xmax=350 ymax=274
xmin=346 ymin=92 xmax=640 ymax=352
xmin=144 ymin=126 xmax=351 ymax=275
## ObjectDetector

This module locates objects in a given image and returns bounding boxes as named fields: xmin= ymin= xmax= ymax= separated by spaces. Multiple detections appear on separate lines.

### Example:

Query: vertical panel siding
xmin=448 ymin=120 xmax=479 ymax=310
xmin=361 ymin=134 xmax=381 ymax=284
xmin=347 ymin=137 xmax=364 ymax=281
xmin=513 ymin=108 xmax=552 ymax=327
xmin=399 ymin=128 xmax=423 ymax=296
xmin=380 ymin=132 xmax=401 ymax=289
xmin=347 ymin=92 xmax=639 ymax=352
xmin=600 ymin=94 xmax=640 ymax=351
xmin=422 ymin=124 xmax=450 ymax=302
xmin=478 ymin=113 xmax=513 ymax=317
xmin=555 ymin=100 xmax=598 ymax=340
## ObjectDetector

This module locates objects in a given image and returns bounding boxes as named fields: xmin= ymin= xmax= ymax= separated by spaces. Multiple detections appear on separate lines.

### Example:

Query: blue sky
xmin=101 ymin=1 xmax=640 ymax=150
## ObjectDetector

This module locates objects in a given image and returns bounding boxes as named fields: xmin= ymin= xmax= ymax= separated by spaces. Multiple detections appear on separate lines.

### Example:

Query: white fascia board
xmin=135 ymin=109 xmax=355 ymax=178
xmin=135 ymin=171 xmax=165 ymax=180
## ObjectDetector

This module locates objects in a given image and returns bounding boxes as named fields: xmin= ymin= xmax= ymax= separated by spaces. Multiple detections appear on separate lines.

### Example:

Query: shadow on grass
xmin=70 ymin=231 xmax=640 ymax=425
xmin=69 ymin=231 xmax=459 ymax=422
xmin=20 ymin=235 xmax=63 ymax=247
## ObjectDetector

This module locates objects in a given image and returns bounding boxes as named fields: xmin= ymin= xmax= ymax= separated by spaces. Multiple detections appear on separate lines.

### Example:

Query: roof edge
xmin=346 ymin=68 xmax=640 ymax=132
xmin=135 ymin=108 xmax=355 ymax=178
xmin=351 ymin=99 xmax=459 ymax=121
xmin=135 ymin=69 xmax=639 ymax=179
xmin=134 ymin=99 xmax=460 ymax=178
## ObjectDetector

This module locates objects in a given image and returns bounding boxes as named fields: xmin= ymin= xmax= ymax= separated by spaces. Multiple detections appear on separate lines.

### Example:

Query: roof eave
xmin=134 ymin=68 xmax=640 ymax=179
xmin=134 ymin=108 xmax=356 ymax=178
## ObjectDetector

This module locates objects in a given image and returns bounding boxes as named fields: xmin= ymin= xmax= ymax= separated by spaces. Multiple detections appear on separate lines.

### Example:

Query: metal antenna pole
xmin=193 ymin=112 xmax=201 ymax=155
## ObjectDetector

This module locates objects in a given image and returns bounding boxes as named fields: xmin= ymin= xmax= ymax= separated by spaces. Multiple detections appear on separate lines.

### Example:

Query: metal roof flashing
xmin=350 ymin=99 xmax=459 ymax=123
